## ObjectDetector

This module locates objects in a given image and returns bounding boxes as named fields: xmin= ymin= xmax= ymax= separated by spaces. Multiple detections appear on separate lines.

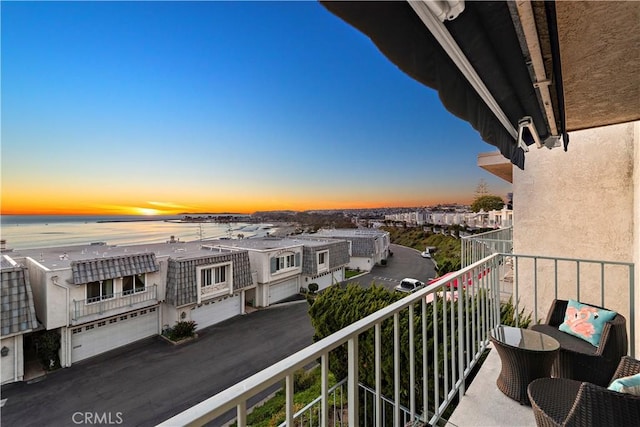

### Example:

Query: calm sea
xmin=0 ymin=215 xmax=275 ymax=250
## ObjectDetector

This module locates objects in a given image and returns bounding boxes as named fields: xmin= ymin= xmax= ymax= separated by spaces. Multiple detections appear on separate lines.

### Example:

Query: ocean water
xmin=0 ymin=215 xmax=275 ymax=250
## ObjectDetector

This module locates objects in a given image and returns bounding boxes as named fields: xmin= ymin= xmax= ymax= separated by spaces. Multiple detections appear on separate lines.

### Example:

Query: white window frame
xmin=317 ymin=250 xmax=329 ymax=272
xmin=273 ymin=252 xmax=298 ymax=274
xmin=197 ymin=262 xmax=233 ymax=303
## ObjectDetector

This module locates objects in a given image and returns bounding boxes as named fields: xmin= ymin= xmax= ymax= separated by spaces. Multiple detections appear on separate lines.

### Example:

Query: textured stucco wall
xmin=513 ymin=121 xmax=637 ymax=351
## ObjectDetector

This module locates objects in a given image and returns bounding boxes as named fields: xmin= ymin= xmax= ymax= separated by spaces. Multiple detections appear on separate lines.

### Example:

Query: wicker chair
xmin=527 ymin=356 xmax=640 ymax=427
xmin=530 ymin=299 xmax=628 ymax=386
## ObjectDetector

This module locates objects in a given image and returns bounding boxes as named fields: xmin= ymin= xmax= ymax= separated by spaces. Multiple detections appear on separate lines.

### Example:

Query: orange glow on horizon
xmin=1 ymin=196 xmax=475 ymax=216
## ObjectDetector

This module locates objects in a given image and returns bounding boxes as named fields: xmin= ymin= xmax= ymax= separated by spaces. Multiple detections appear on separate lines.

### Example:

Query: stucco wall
xmin=513 ymin=121 xmax=638 ymax=352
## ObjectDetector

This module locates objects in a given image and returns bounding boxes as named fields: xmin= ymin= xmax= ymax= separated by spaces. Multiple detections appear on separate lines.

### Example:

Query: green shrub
xmin=500 ymin=297 xmax=532 ymax=328
xmin=308 ymin=283 xmax=319 ymax=294
xmin=293 ymin=368 xmax=315 ymax=390
xmin=35 ymin=330 xmax=61 ymax=370
xmin=165 ymin=320 xmax=197 ymax=341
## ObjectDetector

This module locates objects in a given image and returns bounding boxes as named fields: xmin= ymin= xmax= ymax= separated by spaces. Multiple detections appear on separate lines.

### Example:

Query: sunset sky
xmin=1 ymin=1 xmax=511 ymax=216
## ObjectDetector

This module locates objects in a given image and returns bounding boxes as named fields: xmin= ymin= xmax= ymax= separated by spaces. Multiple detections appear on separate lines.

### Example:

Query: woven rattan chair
xmin=530 ymin=299 xmax=628 ymax=386
xmin=527 ymin=356 xmax=640 ymax=427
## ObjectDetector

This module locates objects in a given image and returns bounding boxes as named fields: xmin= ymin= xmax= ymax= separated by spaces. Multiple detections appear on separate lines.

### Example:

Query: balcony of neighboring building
xmin=70 ymin=284 xmax=158 ymax=325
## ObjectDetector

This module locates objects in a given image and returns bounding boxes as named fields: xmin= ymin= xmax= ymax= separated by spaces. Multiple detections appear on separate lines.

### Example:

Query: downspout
xmin=51 ymin=276 xmax=71 ymax=367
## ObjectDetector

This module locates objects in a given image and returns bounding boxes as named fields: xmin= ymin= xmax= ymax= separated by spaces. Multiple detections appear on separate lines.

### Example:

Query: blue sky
xmin=1 ymin=1 xmax=511 ymax=215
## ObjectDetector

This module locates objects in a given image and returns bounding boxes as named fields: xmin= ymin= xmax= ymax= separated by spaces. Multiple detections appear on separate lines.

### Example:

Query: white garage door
xmin=191 ymin=293 xmax=241 ymax=330
xmin=268 ymin=278 xmax=299 ymax=305
xmin=71 ymin=306 xmax=159 ymax=363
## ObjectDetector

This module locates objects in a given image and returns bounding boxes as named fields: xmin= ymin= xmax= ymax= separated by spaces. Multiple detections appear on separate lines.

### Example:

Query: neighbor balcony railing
xmin=160 ymin=252 xmax=634 ymax=426
xmin=461 ymin=226 xmax=513 ymax=267
xmin=71 ymin=284 xmax=158 ymax=322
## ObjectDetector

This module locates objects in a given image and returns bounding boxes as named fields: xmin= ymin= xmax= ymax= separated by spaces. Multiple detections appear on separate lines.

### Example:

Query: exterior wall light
xmin=1 ymin=346 xmax=9 ymax=357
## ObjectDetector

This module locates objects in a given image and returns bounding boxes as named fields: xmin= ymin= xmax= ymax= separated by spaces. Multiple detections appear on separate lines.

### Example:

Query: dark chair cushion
xmin=531 ymin=324 xmax=597 ymax=355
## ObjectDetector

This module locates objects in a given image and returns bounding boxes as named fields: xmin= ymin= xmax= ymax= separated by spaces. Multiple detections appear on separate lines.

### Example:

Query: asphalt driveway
xmin=345 ymin=243 xmax=436 ymax=291
xmin=1 ymin=302 xmax=314 ymax=427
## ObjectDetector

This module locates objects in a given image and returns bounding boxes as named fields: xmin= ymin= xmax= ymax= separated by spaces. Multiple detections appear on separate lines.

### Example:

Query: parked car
xmin=420 ymin=251 xmax=431 ymax=258
xmin=395 ymin=278 xmax=425 ymax=293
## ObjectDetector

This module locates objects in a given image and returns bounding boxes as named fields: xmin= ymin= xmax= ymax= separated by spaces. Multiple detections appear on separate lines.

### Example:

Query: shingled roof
xmin=70 ymin=253 xmax=159 ymax=285
xmin=1 ymin=258 xmax=39 ymax=337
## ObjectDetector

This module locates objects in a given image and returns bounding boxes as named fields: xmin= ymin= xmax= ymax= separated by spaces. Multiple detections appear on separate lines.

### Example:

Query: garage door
xmin=268 ymin=277 xmax=299 ymax=305
xmin=71 ymin=306 xmax=159 ymax=363
xmin=191 ymin=293 xmax=241 ymax=330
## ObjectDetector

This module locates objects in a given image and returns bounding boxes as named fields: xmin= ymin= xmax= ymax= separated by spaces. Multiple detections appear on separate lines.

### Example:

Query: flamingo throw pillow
xmin=558 ymin=299 xmax=617 ymax=347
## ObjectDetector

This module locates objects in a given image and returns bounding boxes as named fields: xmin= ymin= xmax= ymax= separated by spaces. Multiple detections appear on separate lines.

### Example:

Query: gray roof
xmin=9 ymin=240 xmax=238 ymax=270
xmin=206 ymin=237 xmax=302 ymax=251
xmin=70 ymin=253 xmax=160 ymax=285
xmin=312 ymin=229 xmax=389 ymax=239
xmin=301 ymin=240 xmax=350 ymax=275
xmin=299 ymin=230 xmax=388 ymax=257
xmin=1 ymin=260 xmax=39 ymax=337
xmin=166 ymin=250 xmax=253 ymax=306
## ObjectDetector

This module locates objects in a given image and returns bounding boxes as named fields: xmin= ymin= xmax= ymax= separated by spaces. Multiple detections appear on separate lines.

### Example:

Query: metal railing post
xmin=348 ymin=336 xmax=359 ymax=426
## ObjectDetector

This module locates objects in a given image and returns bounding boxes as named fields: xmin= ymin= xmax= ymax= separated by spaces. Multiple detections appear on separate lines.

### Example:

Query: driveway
xmin=345 ymin=243 xmax=436 ymax=291
xmin=1 ymin=302 xmax=314 ymax=427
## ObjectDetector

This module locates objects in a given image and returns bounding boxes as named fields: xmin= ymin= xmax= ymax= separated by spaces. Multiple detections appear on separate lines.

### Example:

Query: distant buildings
xmin=384 ymin=206 xmax=513 ymax=229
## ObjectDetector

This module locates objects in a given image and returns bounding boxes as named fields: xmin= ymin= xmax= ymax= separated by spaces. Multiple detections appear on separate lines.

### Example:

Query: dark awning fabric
xmin=321 ymin=1 xmax=553 ymax=169
xmin=70 ymin=253 xmax=160 ymax=285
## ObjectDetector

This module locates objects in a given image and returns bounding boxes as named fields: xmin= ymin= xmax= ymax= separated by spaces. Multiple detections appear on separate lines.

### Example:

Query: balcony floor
xmin=447 ymin=343 xmax=534 ymax=427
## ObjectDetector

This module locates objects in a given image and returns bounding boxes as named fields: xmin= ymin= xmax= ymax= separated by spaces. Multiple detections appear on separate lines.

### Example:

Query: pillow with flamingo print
xmin=558 ymin=299 xmax=617 ymax=347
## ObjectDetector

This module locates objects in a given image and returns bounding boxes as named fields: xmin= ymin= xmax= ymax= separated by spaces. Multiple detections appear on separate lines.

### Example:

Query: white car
xmin=420 ymin=251 xmax=431 ymax=258
xmin=394 ymin=278 xmax=425 ymax=293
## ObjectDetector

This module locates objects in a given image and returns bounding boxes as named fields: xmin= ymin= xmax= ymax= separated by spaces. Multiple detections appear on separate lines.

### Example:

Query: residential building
xmin=213 ymin=236 xmax=349 ymax=304
xmin=164 ymin=244 xmax=253 ymax=331
xmin=308 ymin=229 xmax=390 ymax=271
xmin=3 ymin=239 xmax=257 ymax=366
xmin=1 ymin=256 xmax=39 ymax=385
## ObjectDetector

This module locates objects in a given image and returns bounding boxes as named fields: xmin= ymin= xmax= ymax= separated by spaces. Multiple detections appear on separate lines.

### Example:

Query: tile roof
xmin=166 ymin=251 xmax=253 ymax=306
xmin=1 ymin=260 xmax=39 ymax=337
xmin=70 ymin=253 xmax=160 ymax=285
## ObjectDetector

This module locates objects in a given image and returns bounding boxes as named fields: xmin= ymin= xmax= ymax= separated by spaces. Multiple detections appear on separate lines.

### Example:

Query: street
xmin=345 ymin=243 xmax=436 ymax=290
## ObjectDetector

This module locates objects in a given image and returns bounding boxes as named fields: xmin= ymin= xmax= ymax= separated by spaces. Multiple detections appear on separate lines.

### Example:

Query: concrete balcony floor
xmin=447 ymin=343 xmax=535 ymax=427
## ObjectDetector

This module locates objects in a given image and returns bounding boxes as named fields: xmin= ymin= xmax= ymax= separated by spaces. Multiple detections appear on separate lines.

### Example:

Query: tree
xmin=475 ymin=179 xmax=489 ymax=198
xmin=471 ymin=195 xmax=505 ymax=212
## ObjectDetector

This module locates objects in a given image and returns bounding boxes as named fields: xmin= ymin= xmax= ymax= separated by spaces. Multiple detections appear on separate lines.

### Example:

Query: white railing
xmin=508 ymin=253 xmax=635 ymax=356
xmin=72 ymin=284 xmax=158 ymax=321
xmin=160 ymin=256 xmax=503 ymax=426
xmin=160 ymin=251 xmax=635 ymax=427
xmin=461 ymin=227 xmax=512 ymax=267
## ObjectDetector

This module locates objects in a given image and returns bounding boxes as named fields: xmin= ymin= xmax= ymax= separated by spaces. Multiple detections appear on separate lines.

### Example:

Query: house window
xmin=198 ymin=262 xmax=233 ymax=302
xmin=272 ymin=252 xmax=300 ymax=273
xmin=201 ymin=265 xmax=227 ymax=287
xmin=86 ymin=279 xmax=114 ymax=303
xmin=317 ymin=250 xmax=329 ymax=271
xmin=123 ymin=274 xmax=145 ymax=295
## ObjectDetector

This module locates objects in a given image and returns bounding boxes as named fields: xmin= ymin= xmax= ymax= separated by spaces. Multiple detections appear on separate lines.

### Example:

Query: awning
xmin=70 ymin=253 xmax=160 ymax=285
xmin=320 ymin=1 xmax=565 ymax=169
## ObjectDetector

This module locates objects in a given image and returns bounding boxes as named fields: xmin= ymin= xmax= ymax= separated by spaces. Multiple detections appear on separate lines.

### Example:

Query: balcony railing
xmin=461 ymin=226 xmax=513 ymax=267
xmin=71 ymin=284 xmax=158 ymax=322
xmin=161 ymin=256 xmax=504 ymax=426
xmin=160 ymin=252 xmax=634 ymax=426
